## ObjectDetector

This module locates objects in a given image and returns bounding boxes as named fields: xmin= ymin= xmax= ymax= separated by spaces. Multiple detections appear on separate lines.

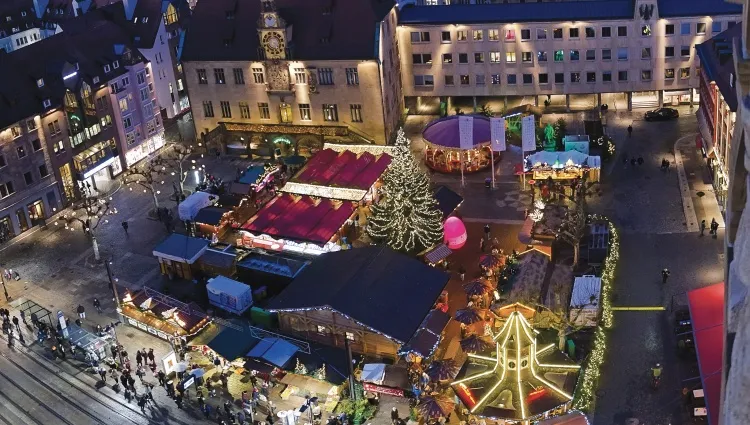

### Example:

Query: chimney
xmin=123 ymin=0 xmax=138 ymax=21
xmin=33 ymin=0 xmax=50 ymax=19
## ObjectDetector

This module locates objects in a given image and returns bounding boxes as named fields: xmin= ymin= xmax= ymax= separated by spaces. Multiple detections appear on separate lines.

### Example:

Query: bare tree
xmin=535 ymin=280 xmax=599 ymax=351
xmin=56 ymin=193 xmax=117 ymax=261
xmin=556 ymin=177 xmax=599 ymax=267
xmin=123 ymin=158 xmax=168 ymax=212
xmin=160 ymin=143 xmax=204 ymax=200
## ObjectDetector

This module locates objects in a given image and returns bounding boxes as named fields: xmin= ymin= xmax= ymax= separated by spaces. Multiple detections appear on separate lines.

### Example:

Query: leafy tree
xmin=56 ymin=191 xmax=117 ymax=261
xmin=367 ymin=128 xmax=443 ymax=254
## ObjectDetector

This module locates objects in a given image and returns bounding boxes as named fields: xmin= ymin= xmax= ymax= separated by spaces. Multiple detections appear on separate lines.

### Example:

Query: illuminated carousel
xmin=423 ymin=115 xmax=499 ymax=173
xmin=451 ymin=304 xmax=580 ymax=424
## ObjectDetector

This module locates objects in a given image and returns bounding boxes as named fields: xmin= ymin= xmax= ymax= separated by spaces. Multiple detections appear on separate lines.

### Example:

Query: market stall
xmin=238 ymin=146 xmax=393 ymax=257
xmin=152 ymin=233 xmax=210 ymax=280
xmin=525 ymin=151 xmax=601 ymax=182
xmin=179 ymin=191 xmax=218 ymax=221
xmin=193 ymin=206 xmax=231 ymax=239
xmin=361 ymin=363 xmax=412 ymax=397
xmin=422 ymin=115 xmax=499 ymax=173
xmin=120 ymin=289 xmax=209 ymax=342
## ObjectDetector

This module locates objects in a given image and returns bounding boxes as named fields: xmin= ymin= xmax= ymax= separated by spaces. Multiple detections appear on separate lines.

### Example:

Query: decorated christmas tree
xmin=367 ymin=128 xmax=444 ymax=254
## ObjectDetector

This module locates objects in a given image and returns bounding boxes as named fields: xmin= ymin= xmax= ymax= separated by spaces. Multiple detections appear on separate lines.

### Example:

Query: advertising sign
xmin=162 ymin=350 xmax=178 ymax=375
xmin=521 ymin=115 xmax=536 ymax=152
xmin=458 ymin=116 xmax=474 ymax=150
xmin=363 ymin=382 xmax=405 ymax=397
xmin=490 ymin=117 xmax=506 ymax=152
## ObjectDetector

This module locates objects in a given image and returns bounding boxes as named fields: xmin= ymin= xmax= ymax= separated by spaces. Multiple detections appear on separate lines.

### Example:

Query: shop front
xmin=73 ymin=139 xmax=119 ymax=192
xmin=120 ymin=289 xmax=209 ymax=343
xmin=125 ymin=132 xmax=166 ymax=167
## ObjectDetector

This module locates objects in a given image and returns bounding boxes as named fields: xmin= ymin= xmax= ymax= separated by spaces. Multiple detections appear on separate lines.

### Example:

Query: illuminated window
xmin=665 ymin=68 xmax=675 ymax=80
xmin=489 ymin=52 xmax=501 ymax=63
xmin=505 ymin=52 xmax=516 ymax=63
xmin=641 ymin=25 xmax=651 ymax=36
xmin=504 ymin=29 xmax=515 ymax=41
xmin=322 ymin=104 xmax=338 ymax=121
xmin=488 ymin=29 xmax=499 ymax=41
xmin=680 ymin=67 xmax=690 ymax=79
xmin=345 ymin=332 xmax=355 ymax=341
xmin=457 ymin=31 xmax=467 ymax=41
xmin=473 ymin=30 xmax=483 ymax=41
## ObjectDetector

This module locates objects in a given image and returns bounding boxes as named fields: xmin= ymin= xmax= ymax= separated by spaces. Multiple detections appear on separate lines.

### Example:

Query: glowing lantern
xmin=444 ymin=216 xmax=467 ymax=250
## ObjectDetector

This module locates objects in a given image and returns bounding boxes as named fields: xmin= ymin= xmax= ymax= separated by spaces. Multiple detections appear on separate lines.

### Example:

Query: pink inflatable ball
xmin=444 ymin=216 xmax=468 ymax=250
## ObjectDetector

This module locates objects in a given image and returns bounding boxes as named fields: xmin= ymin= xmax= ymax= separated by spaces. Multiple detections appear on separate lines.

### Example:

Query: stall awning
xmin=424 ymin=244 xmax=452 ymax=264
xmin=687 ymin=282 xmax=725 ymax=425
xmin=433 ymin=186 xmax=463 ymax=219
xmin=194 ymin=207 xmax=230 ymax=226
xmin=247 ymin=337 xmax=299 ymax=368
xmin=399 ymin=309 xmax=451 ymax=357
xmin=152 ymin=234 xmax=210 ymax=264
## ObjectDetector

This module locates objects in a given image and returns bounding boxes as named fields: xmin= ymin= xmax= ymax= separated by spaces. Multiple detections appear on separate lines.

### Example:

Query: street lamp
xmin=104 ymin=259 xmax=125 ymax=367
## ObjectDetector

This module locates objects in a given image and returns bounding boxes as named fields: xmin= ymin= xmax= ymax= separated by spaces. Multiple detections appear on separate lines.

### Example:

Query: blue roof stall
xmin=152 ymin=234 xmax=210 ymax=264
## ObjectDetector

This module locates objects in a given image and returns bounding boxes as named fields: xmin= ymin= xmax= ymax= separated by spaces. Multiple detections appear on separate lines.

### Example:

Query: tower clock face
xmin=262 ymin=31 xmax=286 ymax=56
xmin=264 ymin=13 xmax=277 ymax=27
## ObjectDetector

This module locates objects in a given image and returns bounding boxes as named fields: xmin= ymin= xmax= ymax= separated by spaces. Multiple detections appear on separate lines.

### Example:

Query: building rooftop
xmin=182 ymin=0 xmax=395 ymax=62
xmin=696 ymin=23 xmax=741 ymax=112
xmin=398 ymin=0 xmax=740 ymax=25
xmin=0 ymin=15 xmax=146 ymax=130
xmin=267 ymin=245 xmax=450 ymax=343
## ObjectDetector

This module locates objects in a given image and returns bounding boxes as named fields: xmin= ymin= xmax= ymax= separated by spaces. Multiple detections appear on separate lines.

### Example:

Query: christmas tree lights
xmin=367 ymin=128 xmax=443 ymax=254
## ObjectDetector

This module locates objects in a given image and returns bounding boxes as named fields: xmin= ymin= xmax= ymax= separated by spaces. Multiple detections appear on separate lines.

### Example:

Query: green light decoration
xmin=367 ymin=128 xmax=443 ymax=254
xmin=571 ymin=215 xmax=619 ymax=411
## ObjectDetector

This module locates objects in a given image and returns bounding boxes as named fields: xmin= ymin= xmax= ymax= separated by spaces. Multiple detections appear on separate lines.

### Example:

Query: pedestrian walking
xmin=98 ymin=367 xmax=107 ymax=382
xmin=483 ymin=224 xmax=491 ymax=241
xmin=700 ymin=220 xmax=707 ymax=236
xmin=124 ymin=388 xmax=133 ymax=403
xmin=175 ymin=393 xmax=183 ymax=409
xmin=479 ymin=238 xmax=485 ymax=253
xmin=20 ymin=310 xmax=26 ymax=324
xmin=136 ymin=350 xmax=143 ymax=367
xmin=145 ymin=384 xmax=154 ymax=402
xmin=391 ymin=407 xmax=400 ymax=425
xmin=661 ymin=268 xmax=670 ymax=284
xmin=128 ymin=374 xmax=137 ymax=395
xmin=224 ymin=401 xmax=232 ymax=416
xmin=138 ymin=395 xmax=147 ymax=411
xmin=458 ymin=265 xmax=466 ymax=282
xmin=12 ymin=316 xmax=20 ymax=333
xmin=76 ymin=304 xmax=86 ymax=320
xmin=93 ymin=298 xmax=102 ymax=314
xmin=147 ymin=348 xmax=155 ymax=363
xmin=637 ymin=156 xmax=644 ymax=166
xmin=203 ymin=404 xmax=212 ymax=419
xmin=121 ymin=221 xmax=129 ymax=234
xmin=627 ymin=124 xmax=633 ymax=137
xmin=630 ymin=157 xmax=636 ymax=167
xmin=157 ymin=370 xmax=166 ymax=386
xmin=710 ymin=218 xmax=719 ymax=237
xmin=136 ymin=365 xmax=146 ymax=383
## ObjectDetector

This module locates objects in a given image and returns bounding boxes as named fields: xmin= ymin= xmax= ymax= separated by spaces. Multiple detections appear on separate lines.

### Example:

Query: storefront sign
xmin=125 ymin=133 xmax=165 ymax=167
xmin=183 ymin=376 xmax=195 ymax=389
xmin=533 ymin=168 xmax=583 ymax=180
xmin=162 ymin=350 xmax=178 ymax=375
xmin=363 ymin=382 xmax=404 ymax=397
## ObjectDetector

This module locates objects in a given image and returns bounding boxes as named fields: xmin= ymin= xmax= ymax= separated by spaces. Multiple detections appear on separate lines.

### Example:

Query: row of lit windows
xmin=411 ymin=21 xmax=735 ymax=44
xmin=415 ymin=45 xmax=695 ymax=65
xmin=201 ymin=101 xmax=364 ymax=123
xmin=414 ymin=68 xmax=692 ymax=86
xmin=195 ymin=67 xmax=360 ymax=86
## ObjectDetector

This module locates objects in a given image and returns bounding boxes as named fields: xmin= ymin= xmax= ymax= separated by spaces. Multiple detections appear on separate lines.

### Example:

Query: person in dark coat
xmin=136 ymin=350 xmax=143 ymax=367
xmin=391 ymin=407 xmax=399 ymax=424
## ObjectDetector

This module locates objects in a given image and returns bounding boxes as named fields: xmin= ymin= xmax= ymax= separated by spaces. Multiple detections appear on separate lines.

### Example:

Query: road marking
xmin=611 ymin=306 xmax=666 ymax=311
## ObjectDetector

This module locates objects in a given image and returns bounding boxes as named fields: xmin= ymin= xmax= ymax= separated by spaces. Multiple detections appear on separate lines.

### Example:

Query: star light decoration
xmin=571 ymin=215 xmax=619 ymax=411
xmin=528 ymin=209 xmax=544 ymax=223
xmin=451 ymin=306 xmax=580 ymax=422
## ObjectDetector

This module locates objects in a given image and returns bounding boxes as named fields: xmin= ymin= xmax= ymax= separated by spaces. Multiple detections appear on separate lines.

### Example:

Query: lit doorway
xmin=27 ymin=199 xmax=45 ymax=226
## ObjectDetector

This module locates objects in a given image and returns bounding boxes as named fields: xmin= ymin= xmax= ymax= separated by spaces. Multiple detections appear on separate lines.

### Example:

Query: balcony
xmin=73 ymin=141 xmax=118 ymax=180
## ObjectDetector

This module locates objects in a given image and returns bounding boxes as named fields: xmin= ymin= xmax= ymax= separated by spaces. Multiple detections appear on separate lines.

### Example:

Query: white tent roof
xmin=207 ymin=276 xmax=250 ymax=298
xmin=570 ymin=275 xmax=602 ymax=309
xmin=178 ymin=191 xmax=216 ymax=221
xmin=361 ymin=363 xmax=386 ymax=384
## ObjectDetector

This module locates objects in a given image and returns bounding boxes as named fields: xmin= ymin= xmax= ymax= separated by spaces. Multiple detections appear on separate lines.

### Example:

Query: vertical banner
xmin=458 ymin=116 xmax=474 ymax=151
xmin=521 ymin=115 xmax=536 ymax=152
xmin=490 ymin=117 xmax=506 ymax=152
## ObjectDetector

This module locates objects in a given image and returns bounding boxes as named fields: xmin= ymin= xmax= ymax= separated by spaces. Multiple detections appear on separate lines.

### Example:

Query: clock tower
xmin=258 ymin=0 xmax=286 ymax=60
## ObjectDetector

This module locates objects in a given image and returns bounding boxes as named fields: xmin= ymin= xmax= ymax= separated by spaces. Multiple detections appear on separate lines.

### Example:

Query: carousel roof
xmin=423 ymin=115 xmax=491 ymax=149
xmin=452 ymin=306 xmax=580 ymax=421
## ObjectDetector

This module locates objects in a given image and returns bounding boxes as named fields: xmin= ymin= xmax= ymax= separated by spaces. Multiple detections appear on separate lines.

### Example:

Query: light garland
xmin=452 ymin=309 xmax=580 ymax=421
xmin=280 ymin=182 xmax=367 ymax=201
xmin=529 ymin=209 xmax=544 ymax=223
xmin=323 ymin=143 xmax=395 ymax=156
xmin=223 ymin=122 xmax=350 ymax=137
xmin=571 ymin=215 xmax=619 ymax=412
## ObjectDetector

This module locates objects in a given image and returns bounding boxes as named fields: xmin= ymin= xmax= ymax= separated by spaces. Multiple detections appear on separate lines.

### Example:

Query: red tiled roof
xmin=294 ymin=149 xmax=391 ymax=190
xmin=241 ymin=194 xmax=356 ymax=244
xmin=351 ymin=154 xmax=392 ymax=190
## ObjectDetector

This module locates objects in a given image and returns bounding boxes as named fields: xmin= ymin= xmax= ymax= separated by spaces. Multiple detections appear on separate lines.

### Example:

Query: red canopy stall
xmin=687 ymin=282 xmax=725 ymax=425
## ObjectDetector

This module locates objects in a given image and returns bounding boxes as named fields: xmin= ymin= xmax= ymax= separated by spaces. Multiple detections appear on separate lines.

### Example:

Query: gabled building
xmin=696 ymin=24 xmax=741 ymax=212
xmin=182 ymin=0 xmax=403 ymax=154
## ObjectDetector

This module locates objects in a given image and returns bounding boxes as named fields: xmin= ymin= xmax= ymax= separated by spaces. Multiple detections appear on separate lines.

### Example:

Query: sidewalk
xmin=675 ymin=135 xmax=725 ymax=230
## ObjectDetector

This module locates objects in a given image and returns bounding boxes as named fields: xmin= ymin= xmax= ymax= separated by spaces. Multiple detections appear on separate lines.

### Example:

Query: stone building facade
xmin=397 ymin=0 xmax=742 ymax=113
xmin=182 ymin=0 xmax=402 ymax=156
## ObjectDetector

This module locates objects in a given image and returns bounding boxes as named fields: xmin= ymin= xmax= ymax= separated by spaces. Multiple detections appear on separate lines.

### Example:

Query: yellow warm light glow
xmin=468 ymin=353 xmax=497 ymax=362
xmin=537 ymin=344 xmax=555 ymax=355
xmin=516 ymin=315 xmax=527 ymax=419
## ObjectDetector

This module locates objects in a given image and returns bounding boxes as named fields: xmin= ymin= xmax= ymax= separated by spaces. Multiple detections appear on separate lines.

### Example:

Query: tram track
xmin=0 ymin=333 xmax=195 ymax=425
xmin=0 ymin=361 xmax=81 ymax=425
xmin=0 ymin=388 xmax=38 ymax=425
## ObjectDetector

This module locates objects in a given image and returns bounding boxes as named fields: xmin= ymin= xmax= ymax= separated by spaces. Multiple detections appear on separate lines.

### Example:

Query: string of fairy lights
xmin=572 ymin=215 xmax=619 ymax=411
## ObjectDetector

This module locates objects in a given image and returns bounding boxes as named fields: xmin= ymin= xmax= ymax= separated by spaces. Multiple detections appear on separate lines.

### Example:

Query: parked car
xmin=645 ymin=107 xmax=679 ymax=121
